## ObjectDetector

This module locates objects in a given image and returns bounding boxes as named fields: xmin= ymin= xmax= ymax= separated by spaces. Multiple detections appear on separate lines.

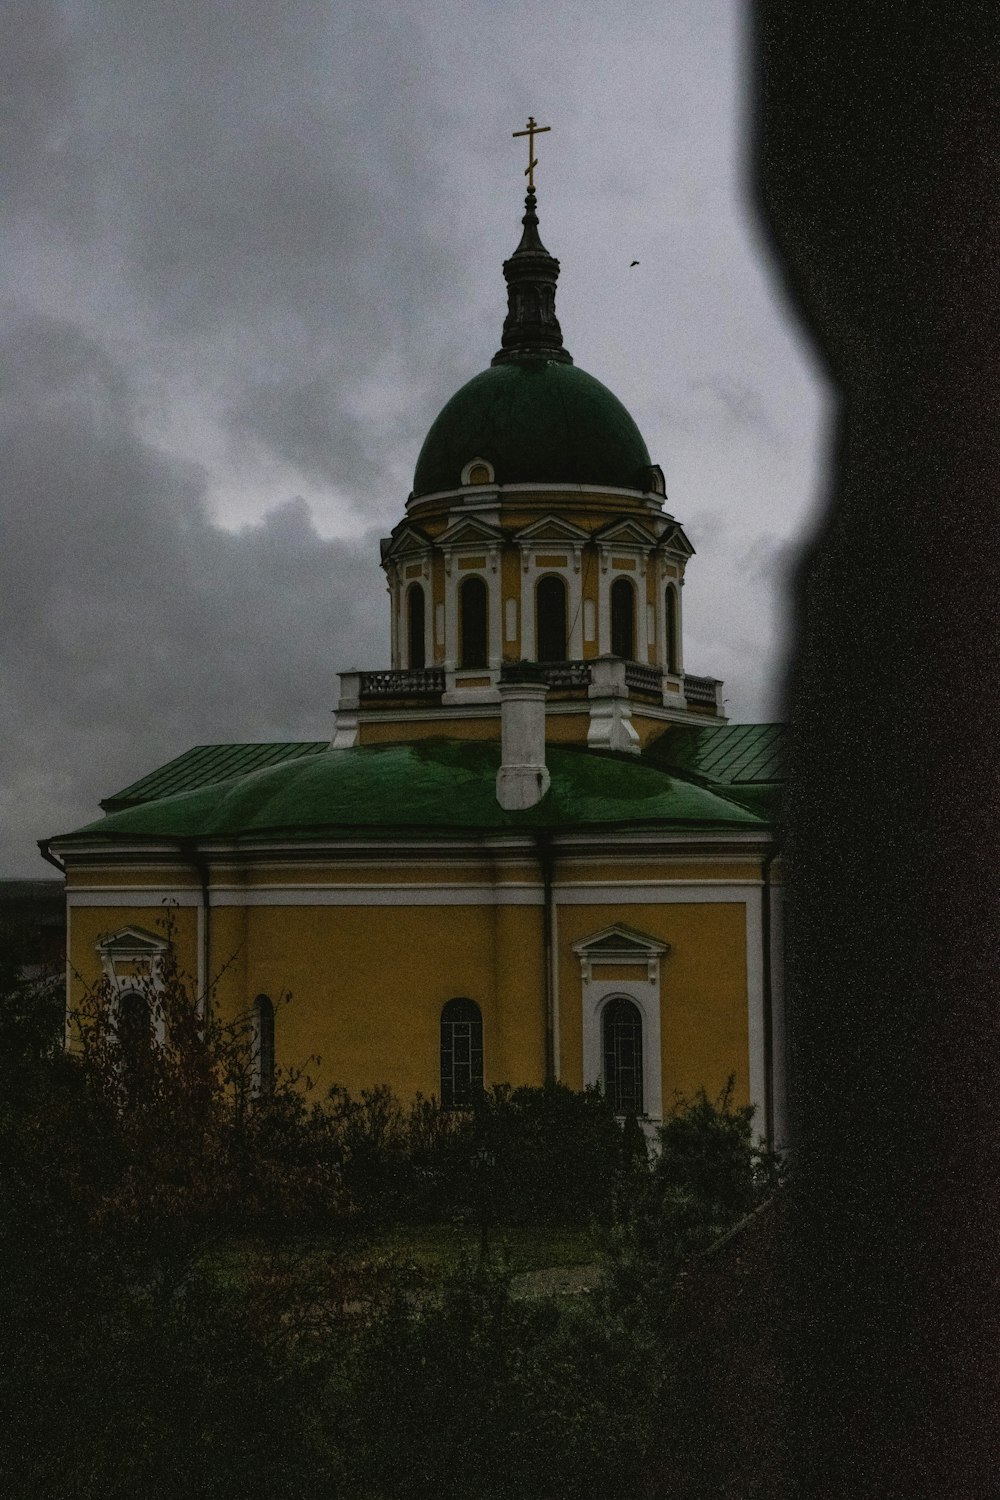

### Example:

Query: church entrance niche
xmin=665 ymin=584 xmax=680 ymax=673
xmin=440 ymin=997 xmax=483 ymax=1109
xmin=610 ymin=577 xmax=636 ymax=659
xmin=459 ymin=576 xmax=488 ymax=668
xmin=602 ymin=996 xmax=643 ymax=1115
xmin=407 ymin=583 xmax=426 ymax=670
xmin=535 ymin=574 xmax=567 ymax=661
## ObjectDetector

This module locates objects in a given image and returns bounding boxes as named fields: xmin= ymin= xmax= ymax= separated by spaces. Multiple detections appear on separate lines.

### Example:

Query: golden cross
xmin=512 ymin=116 xmax=551 ymax=190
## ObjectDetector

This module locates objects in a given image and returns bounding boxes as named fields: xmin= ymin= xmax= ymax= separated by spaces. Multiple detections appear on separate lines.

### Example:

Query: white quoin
xmin=496 ymin=680 xmax=550 ymax=811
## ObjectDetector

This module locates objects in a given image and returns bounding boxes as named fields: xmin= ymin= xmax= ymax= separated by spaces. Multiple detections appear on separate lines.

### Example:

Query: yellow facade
xmin=63 ymin=839 xmax=776 ymax=1132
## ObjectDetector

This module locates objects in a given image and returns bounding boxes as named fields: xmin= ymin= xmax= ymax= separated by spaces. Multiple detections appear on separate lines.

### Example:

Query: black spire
xmin=492 ymin=188 xmax=573 ymax=365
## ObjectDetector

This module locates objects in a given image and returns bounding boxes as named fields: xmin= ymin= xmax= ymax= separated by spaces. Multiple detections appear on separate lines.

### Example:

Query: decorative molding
xmin=571 ymin=922 xmax=669 ymax=983
xmin=575 ymin=921 xmax=666 ymax=1122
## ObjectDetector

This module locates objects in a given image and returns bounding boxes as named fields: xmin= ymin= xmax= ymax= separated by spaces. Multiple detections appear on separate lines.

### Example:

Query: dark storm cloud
xmin=0 ymin=1 xmax=74 ymax=210
xmin=3 ymin=0 xmax=480 ymax=515
xmin=0 ymin=313 xmax=386 ymax=870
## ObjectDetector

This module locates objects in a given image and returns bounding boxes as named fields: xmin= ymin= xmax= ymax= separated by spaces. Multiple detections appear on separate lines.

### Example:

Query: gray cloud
xmin=0 ymin=313 xmax=385 ymax=871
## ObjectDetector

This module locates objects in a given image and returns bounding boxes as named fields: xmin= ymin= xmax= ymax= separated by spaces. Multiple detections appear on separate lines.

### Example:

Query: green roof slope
xmin=52 ymin=741 xmax=766 ymax=847
xmin=647 ymin=724 xmax=785 ymax=822
xmin=101 ymin=742 xmax=327 ymax=812
xmin=647 ymin=724 xmax=785 ymax=784
xmin=413 ymin=360 xmax=653 ymax=497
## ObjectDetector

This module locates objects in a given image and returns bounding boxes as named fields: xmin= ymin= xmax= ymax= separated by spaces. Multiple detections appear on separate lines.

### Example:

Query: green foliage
xmin=0 ymin=935 xmax=342 ymax=1499
xmin=337 ymin=1259 xmax=661 ymax=1500
xmin=654 ymin=1077 xmax=780 ymax=1225
xmin=323 ymin=1079 xmax=624 ymax=1228
xmin=601 ymin=1079 xmax=782 ymax=1330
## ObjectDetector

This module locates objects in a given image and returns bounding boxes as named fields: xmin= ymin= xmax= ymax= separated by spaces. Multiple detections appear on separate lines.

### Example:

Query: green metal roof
xmin=101 ymin=742 xmax=328 ymax=812
xmin=412 ymin=360 xmax=653 ymax=498
xmin=647 ymin=724 xmax=785 ymax=784
xmin=53 ymin=740 xmax=767 ymax=848
xmin=646 ymin=724 xmax=785 ymax=822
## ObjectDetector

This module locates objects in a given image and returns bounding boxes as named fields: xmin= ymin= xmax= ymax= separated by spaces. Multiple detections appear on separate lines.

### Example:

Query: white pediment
xmin=594 ymin=518 xmax=656 ymax=549
xmin=572 ymin=923 xmax=669 ymax=960
xmin=572 ymin=923 xmax=669 ymax=985
xmin=656 ymin=521 xmax=695 ymax=559
xmin=96 ymin=925 xmax=169 ymax=958
xmin=382 ymin=524 xmax=433 ymax=563
xmin=436 ymin=515 xmax=505 ymax=548
xmin=514 ymin=514 xmax=590 ymax=547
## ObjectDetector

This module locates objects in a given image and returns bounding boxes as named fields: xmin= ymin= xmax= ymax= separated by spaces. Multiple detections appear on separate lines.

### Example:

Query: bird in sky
xmin=630 ymin=259 xmax=640 ymax=267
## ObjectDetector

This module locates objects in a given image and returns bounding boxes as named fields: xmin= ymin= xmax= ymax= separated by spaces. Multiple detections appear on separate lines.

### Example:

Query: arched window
xmin=407 ymin=583 xmax=426 ymax=670
xmin=440 ymin=997 xmax=483 ymax=1109
xmin=665 ymin=584 xmax=680 ymax=673
xmin=459 ymin=577 xmax=488 ymax=668
xmin=252 ymin=994 xmax=275 ymax=1094
xmin=602 ymin=997 xmax=644 ymax=1115
xmin=610 ymin=577 xmax=635 ymax=660
xmin=536 ymin=574 xmax=567 ymax=661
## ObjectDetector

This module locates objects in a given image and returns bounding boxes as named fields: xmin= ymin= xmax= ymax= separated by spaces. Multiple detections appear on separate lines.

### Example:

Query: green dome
xmin=412 ymin=359 xmax=653 ymax=498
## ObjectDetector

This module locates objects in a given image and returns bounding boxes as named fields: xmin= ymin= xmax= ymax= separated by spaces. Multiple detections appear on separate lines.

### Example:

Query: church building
xmin=43 ymin=148 xmax=786 ymax=1145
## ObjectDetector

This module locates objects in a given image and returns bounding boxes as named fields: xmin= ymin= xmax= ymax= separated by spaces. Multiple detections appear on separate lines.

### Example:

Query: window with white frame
xmin=573 ymin=924 xmax=668 ymax=1122
xmin=602 ymin=996 xmax=644 ymax=1115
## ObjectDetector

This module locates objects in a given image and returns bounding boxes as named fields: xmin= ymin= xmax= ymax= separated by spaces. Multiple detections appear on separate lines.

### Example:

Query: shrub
xmin=323 ymin=1079 xmax=625 ymax=1228
xmin=600 ymin=1079 xmax=782 ymax=1329
xmin=337 ymin=1258 xmax=661 ymax=1500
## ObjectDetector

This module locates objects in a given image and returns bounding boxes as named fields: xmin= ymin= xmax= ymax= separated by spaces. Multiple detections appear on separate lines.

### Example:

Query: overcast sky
xmin=2 ymin=0 xmax=830 ymax=877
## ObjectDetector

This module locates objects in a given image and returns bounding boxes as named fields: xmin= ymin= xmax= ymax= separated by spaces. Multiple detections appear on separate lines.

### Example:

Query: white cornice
xmin=408 ymin=481 xmax=672 ymax=511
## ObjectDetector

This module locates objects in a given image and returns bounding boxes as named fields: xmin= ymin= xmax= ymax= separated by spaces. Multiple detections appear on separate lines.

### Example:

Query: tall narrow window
xmin=665 ymin=584 xmax=680 ymax=673
xmin=406 ymin=583 xmax=426 ymax=670
xmin=602 ymin=997 xmax=644 ymax=1115
xmin=117 ymin=990 xmax=151 ymax=1100
xmin=459 ymin=576 xmax=488 ymax=668
xmin=610 ymin=577 xmax=635 ymax=659
xmin=252 ymin=994 xmax=275 ymax=1093
xmin=117 ymin=991 xmax=150 ymax=1056
xmin=536 ymin=574 xmax=567 ymax=661
xmin=440 ymin=997 xmax=483 ymax=1109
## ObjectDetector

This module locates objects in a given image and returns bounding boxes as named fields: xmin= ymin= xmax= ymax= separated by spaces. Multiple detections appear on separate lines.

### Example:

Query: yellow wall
xmin=556 ymin=900 xmax=750 ymax=1107
xmin=66 ymin=868 xmax=755 ymax=1118
xmin=206 ymin=900 xmax=547 ymax=1099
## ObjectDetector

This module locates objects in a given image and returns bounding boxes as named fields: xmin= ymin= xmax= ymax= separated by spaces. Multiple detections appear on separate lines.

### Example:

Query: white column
xmin=568 ymin=546 xmax=584 ymax=659
xmin=519 ymin=546 xmax=534 ymax=660
xmin=443 ymin=555 xmax=456 ymax=670
xmin=488 ymin=550 xmax=502 ymax=670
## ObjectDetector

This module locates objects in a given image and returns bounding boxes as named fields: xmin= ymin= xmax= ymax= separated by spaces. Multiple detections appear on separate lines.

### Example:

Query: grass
xmin=206 ymin=1220 xmax=598 ymax=1297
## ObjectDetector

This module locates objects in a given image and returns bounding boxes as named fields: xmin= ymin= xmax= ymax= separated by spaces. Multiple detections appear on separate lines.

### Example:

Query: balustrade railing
xmin=359 ymin=668 xmax=445 ymax=698
xmin=683 ymin=674 xmax=720 ymax=707
xmin=356 ymin=661 xmax=720 ymax=709
xmin=624 ymin=661 xmax=663 ymax=694
xmin=539 ymin=660 xmax=591 ymax=689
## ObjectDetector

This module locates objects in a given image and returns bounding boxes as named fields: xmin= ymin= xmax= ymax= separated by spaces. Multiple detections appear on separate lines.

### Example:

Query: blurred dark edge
xmin=748 ymin=4 xmax=1000 ymax=1494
